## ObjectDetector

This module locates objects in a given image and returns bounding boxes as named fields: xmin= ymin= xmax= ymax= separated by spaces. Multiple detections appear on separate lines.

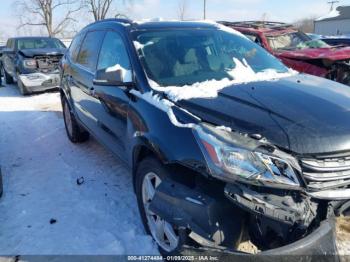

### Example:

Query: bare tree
xmin=83 ymin=0 xmax=114 ymax=21
xmin=177 ymin=0 xmax=188 ymax=21
xmin=294 ymin=17 xmax=317 ymax=33
xmin=15 ymin=0 xmax=82 ymax=37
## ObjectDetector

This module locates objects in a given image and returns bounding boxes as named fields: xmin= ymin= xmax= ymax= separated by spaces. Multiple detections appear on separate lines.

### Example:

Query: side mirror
xmin=93 ymin=65 xmax=133 ymax=87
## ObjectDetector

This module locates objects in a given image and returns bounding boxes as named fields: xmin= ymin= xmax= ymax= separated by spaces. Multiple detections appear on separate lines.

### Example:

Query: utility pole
xmin=328 ymin=0 xmax=340 ymax=11
xmin=203 ymin=0 xmax=206 ymax=20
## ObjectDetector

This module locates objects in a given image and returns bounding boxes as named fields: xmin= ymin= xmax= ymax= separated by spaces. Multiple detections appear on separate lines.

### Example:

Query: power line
xmin=328 ymin=0 xmax=340 ymax=11
xmin=203 ymin=0 xmax=206 ymax=20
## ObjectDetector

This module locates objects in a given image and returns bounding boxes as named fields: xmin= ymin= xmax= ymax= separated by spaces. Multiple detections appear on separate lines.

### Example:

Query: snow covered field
xmin=0 ymin=84 xmax=157 ymax=255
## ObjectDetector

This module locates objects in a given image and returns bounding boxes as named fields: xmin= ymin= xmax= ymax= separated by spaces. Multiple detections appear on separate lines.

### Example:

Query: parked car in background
xmin=0 ymin=45 xmax=5 ymax=86
xmin=220 ymin=21 xmax=350 ymax=86
xmin=59 ymin=19 xmax=350 ymax=256
xmin=1 ymin=37 xmax=66 ymax=95
xmin=321 ymin=36 xmax=350 ymax=47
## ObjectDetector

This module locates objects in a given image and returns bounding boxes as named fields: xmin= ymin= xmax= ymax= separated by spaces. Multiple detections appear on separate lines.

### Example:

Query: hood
xmin=19 ymin=48 xmax=66 ymax=58
xmin=277 ymin=46 xmax=350 ymax=61
xmin=176 ymin=74 xmax=350 ymax=155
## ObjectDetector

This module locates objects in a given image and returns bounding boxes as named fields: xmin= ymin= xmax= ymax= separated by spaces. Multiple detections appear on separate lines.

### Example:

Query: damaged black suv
xmin=60 ymin=19 xmax=349 ymax=256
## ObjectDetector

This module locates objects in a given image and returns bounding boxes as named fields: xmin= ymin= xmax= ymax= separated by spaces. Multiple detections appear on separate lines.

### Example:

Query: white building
xmin=315 ymin=6 xmax=350 ymax=36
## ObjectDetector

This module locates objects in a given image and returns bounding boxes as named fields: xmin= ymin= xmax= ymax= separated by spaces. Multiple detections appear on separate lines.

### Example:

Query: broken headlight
xmin=23 ymin=59 xmax=37 ymax=69
xmin=194 ymin=125 xmax=301 ymax=189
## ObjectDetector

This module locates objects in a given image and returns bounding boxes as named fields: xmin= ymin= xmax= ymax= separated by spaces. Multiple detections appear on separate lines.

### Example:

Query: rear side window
xmin=97 ymin=31 xmax=131 ymax=71
xmin=6 ymin=39 xmax=14 ymax=50
xmin=77 ymin=30 xmax=105 ymax=72
xmin=68 ymin=34 xmax=84 ymax=62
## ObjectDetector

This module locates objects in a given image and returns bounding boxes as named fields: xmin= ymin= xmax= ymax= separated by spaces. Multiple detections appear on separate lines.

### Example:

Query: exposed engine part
xmin=224 ymin=183 xmax=317 ymax=228
xmin=35 ymin=55 xmax=62 ymax=73
xmin=328 ymin=60 xmax=350 ymax=86
xmin=149 ymin=179 xmax=245 ymax=248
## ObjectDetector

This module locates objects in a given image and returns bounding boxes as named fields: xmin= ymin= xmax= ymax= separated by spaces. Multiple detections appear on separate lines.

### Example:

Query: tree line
xmin=15 ymin=0 xmax=133 ymax=37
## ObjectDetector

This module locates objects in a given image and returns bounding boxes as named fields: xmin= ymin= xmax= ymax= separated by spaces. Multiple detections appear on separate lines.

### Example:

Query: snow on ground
xmin=0 ymin=84 xmax=158 ymax=255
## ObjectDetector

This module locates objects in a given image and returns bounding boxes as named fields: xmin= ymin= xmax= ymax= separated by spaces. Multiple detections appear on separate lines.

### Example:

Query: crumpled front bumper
xmin=18 ymin=72 xmax=60 ymax=91
xmin=182 ymin=218 xmax=337 ymax=259
xmin=150 ymin=179 xmax=339 ymax=257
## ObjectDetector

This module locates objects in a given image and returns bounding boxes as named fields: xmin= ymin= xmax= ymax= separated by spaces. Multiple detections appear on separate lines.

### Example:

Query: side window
xmin=6 ymin=39 xmax=14 ymax=50
xmin=77 ymin=30 xmax=105 ymax=72
xmin=97 ymin=31 xmax=131 ymax=72
xmin=68 ymin=33 xmax=84 ymax=62
xmin=245 ymin=34 xmax=263 ymax=47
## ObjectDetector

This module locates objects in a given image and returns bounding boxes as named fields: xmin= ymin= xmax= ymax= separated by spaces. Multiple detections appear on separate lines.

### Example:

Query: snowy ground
xmin=0 ymin=84 xmax=158 ymax=255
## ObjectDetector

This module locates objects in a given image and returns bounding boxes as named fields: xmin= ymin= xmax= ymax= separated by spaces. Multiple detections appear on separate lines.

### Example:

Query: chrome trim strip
xmin=308 ymin=189 xmax=350 ymax=200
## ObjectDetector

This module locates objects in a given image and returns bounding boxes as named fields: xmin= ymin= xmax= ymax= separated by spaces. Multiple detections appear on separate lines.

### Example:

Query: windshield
xmin=267 ymin=31 xmax=330 ymax=51
xmin=133 ymin=28 xmax=289 ymax=87
xmin=17 ymin=38 xmax=65 ymax=50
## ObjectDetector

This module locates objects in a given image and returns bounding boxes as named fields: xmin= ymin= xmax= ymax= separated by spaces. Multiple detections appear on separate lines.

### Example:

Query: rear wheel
xmin=62 ymin=97 xmax=89 ymax=143
xmin=4 ymin=70 xmax=13 ymax=84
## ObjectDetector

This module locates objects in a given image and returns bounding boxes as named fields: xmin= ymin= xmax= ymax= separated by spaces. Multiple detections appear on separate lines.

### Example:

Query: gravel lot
xmin=0 ymin=83 xmax=349 ymax=256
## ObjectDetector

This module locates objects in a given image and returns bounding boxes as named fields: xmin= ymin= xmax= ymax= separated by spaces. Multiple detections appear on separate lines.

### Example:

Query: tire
xmin=135 ymin=157 xmax=187 ymax=256
xmin=62 ymin=97 xmax=89 ymax=143
xmin=4 ymin=70 xmax=13 ymax=84
xmin=16 ymin=73 xmax=30 ymax=95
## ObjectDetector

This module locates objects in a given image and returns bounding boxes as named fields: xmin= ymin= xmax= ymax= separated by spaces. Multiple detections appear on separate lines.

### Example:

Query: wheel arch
xmin=132 ymin=141 xmax=201 ymax=192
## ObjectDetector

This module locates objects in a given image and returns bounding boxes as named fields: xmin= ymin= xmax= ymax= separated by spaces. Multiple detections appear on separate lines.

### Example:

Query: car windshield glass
xmin=132 ymin=28 xmax=289 ymax=87
xmin=267 ymin=31 xmax=330 ymax=50
xmin=17 ymin=38 xmax=65 ymax=50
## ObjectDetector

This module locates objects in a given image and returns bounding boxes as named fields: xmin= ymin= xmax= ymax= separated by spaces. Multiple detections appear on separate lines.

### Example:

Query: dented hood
xmin=177 ymin=74 xmax=350 ymax=155
xmin=277 ymin=46 xmax=350 ymax=61
xmin=18 ymin=48 xmax=65 ymax=58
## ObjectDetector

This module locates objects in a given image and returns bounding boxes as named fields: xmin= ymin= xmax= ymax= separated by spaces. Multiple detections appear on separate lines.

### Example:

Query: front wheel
xmin=16 ymin=73 xmax=30 ymax=95
xmin=62 ymin=97 xmax=89 ymax=143
xmin=4 ymin=70 xmax=13 ymax=84
xmin=135 ymin=157 xmax=187 ymax=255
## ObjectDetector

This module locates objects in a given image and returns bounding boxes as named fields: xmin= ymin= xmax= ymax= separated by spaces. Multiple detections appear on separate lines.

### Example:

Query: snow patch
xmin=149 ymin=59 xmax=297 ymax=102
xmin=130 ymin=90 xmax=196 ymax=129
xmin=106 ymin=64 xmax=132 ymax=82
xmin=133 ymin=41 xmax=155 ymax=50
xmin=316 ymin=9 xmax=340 ymax=21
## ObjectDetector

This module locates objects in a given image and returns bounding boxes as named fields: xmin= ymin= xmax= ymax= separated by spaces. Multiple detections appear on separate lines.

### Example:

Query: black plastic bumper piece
xmin=181 ymin=218 xmax=338 ymax=261
xmin=149 ymin=179 xmax=244 ymax=247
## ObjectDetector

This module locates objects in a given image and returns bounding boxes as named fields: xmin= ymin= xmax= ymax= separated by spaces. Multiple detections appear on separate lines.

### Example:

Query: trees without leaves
xmin=16 ymin=0 xmax=82 ymax=37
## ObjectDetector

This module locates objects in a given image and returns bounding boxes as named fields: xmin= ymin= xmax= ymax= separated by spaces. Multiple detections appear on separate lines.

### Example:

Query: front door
xmin=88 ymin=30 xmax=133 ymax=160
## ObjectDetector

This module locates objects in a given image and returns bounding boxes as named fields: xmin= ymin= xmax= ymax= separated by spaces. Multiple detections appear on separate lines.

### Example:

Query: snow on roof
xmin=316 ymin=9 xmax=340 ymax=21
xmin=316 ymin=6 xmax=350 ymax=22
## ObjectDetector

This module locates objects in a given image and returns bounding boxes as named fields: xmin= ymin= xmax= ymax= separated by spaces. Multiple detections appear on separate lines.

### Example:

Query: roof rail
xmin=218 ymin=21 xmax=294 ymax=30
xmin=91 ymin=18 xmax=133 ymax=26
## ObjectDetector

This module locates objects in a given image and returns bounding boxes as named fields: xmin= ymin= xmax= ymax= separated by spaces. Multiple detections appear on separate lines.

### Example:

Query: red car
xmin=220 ymin=21 xmax=350 ymax=86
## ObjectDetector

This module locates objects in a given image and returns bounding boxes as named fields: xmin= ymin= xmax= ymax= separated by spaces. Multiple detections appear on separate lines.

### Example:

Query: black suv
xmin=2 ymin=37 xmax=66 ymax=95
xmin=60 ymin=19 xmax=349 ymax=255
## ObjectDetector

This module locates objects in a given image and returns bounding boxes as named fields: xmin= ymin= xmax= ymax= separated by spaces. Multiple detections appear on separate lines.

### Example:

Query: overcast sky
xmin=0 ymin=0 xmax=346 ymax=39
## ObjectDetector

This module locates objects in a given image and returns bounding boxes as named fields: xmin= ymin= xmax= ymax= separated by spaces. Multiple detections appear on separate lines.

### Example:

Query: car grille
xmin=35 ymin=55 xmax=62 ymax=72
xmin=300 ymin=152 xmax=350 ymax=191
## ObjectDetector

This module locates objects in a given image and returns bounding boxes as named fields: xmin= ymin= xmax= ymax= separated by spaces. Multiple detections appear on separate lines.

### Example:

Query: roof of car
xmin=219 ymin=21 xmax=297 ymax=35
xmin=88 ymin=18 xmax=220 ymax=30
xmin=10 ymin=36 xmax=59 ymax=40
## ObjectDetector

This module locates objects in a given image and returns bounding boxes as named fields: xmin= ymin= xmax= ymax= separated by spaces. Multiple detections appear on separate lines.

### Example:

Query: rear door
xmin=69 ymin=30 xmax=105 ymax=135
